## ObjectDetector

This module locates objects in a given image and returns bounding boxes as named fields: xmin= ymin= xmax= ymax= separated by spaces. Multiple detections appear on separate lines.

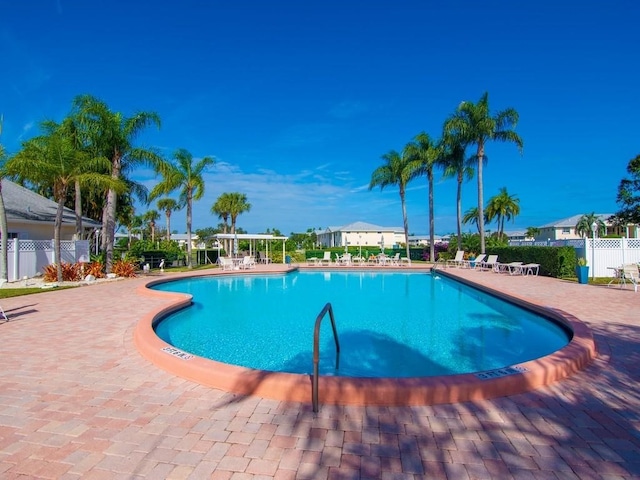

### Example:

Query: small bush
xmin=83 ymin=261 xmax=105 ymax=278
xmin=42 ymin=262 xmax=83 ymax=282
xmin=112 ymin=259 xmax=138 ymax=278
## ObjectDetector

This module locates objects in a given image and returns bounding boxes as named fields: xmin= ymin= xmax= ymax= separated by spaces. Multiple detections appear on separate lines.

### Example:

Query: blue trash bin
xmin=285 ymin=255 xmax=291 ymax=265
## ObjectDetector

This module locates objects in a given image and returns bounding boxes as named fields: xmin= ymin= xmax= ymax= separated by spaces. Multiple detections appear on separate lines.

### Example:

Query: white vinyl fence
xmin=510 ymin=238 xmax=640 ymax=277
xmin=6 ymin=239 xmax=91 ymax=282
xmin=582 ymin=238 xmax=640 ymax=277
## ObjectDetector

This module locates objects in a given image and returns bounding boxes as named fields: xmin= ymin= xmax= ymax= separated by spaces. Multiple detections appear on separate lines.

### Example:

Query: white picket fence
xmin=6 ymin=239 xmax=91 ymax=282
xmin=581 ymin=238 xmax=640 ymax=277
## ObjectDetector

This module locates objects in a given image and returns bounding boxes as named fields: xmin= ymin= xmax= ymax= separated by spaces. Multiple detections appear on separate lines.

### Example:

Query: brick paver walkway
xmin=0 ymin=265 xmax=639 ymax=479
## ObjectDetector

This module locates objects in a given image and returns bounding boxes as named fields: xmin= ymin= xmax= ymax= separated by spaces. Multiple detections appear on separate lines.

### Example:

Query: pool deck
xmin=1 ymin=263 xmax=639 ymax=478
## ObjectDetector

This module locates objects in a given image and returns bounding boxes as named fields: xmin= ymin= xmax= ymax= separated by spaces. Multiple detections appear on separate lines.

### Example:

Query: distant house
xmin=2 ymin=179 xmax=101 ymax=240
xmin=170 ymin=233 xmax=201 ymax=249
xmin=315 ymin=221 xmax=405 ymax=249
xmin=535 ymin=214 xmax=639 ymax=241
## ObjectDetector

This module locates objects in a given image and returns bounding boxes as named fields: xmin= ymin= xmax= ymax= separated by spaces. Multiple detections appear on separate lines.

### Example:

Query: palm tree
xmin=575 ymin=212 xmax=606 ymax=238
xmin=143 ymin=209 xmax=160 ymax=243
xmin=440 ymin=134 xmax=475 ymax=248
xmin=369 ymin=148 xmax=419 ymax=261
xmin=485 ymin=187 xmax=521 ymax=239
xmin=525 ymin=226 xmax=541 ymax=240
xmin=71 ymin=95 xmax=163 ymax=273
xmin=444 ymin=92 xmax=523 ymax=253
xmin=157 ymin=198 xmax=179 ymax=242
xmin=6 ymin=122 xmax=122 ymax=282
xmin=462 ymin=207 xmax=482 ymax=234
xmin=226 ymin=193 xmax=251 ymax=254
xmin=404 ymin=132 xmax=442 ymax=261
xmin=150 ymin=148 xmax=215 ymax=268
xmin=212 ymin=193 xmax=232 ymax=253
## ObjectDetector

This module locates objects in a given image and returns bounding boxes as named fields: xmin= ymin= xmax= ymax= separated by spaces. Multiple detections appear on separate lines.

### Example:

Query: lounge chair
xmin=306 ymin=256 xmax=319 ymax=266
xmin=480 ymin=255 xmax=499 ymax=272
xmin=390 ymin=253 xmax=401 ymax=266
xmin=522 ymin=263 xmax=540 ymax=276
xmin=446 ymin=250 xmax=465 ymax=268
xmin=401 ymin=256 xmax=411 ymax=266
xmin=319 ymin=251 xmax=332 ymax=266
xmin=496 ymin=262 xmax=524 ymax=275
xmin=338 ymin=253 xmax=352 ymax=266
xmin=621 ymin=264 xmax=639 ymax=292
xmin=463 ymin=254 xmax=486 ymax=269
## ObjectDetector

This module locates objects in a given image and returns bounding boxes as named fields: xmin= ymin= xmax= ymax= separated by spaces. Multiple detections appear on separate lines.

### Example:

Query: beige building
xmin=536 ymin=214 xmax=639 ymax=241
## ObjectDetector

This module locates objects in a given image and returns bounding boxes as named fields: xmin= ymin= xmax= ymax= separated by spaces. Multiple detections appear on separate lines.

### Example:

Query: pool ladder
xmin=312 ymin=303 xmax=340 ymax=413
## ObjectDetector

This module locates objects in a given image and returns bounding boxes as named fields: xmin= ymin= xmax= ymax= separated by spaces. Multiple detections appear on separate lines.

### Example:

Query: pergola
xmin=213 ymin=233 xmax=289 ymax=263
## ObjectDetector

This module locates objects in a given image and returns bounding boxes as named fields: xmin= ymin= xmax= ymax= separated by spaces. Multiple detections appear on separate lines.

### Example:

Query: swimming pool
xmin=152 ymin=271 xmax=571 ymax=378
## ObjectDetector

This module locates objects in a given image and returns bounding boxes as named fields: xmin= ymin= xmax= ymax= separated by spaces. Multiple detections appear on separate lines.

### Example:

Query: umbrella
xmin=234 ymin=233 xmax=239 ymax=257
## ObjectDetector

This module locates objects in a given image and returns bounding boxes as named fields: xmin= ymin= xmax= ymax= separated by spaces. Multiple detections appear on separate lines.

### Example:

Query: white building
xmin=315 ymin=221 xmax=405 ymax=249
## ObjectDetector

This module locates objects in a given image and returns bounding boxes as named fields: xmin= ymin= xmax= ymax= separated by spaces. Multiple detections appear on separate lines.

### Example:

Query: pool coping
xmin=133 ymin=268 xmax=597 ymax=407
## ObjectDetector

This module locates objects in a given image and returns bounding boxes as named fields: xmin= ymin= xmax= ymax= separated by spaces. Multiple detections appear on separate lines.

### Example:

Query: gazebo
xmin=213 ymin=233 xmax=289 ymax=263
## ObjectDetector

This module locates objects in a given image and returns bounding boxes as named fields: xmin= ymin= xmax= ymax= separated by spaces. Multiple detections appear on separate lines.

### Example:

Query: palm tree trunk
xmin=0 ymin=180 xmax=8 ymax=281
xmin=456 ymin=173 xmax=463 ymax=248
xmin=428 ymin=172 xmax=435 ymax=262
xmin=74 ymin=179 xmax=83 ymax=240
xmin=400 ymin=188 xmax=410 ymax=261
xmin=186 ymin=192 xmax=193 ymax=268
xmin=103 ymin=151 xmax=122 ymax=273
xmin=55 ymin=197 xmax=65 ymax=283
xmin=477 ymin=141 xmax=486 ymax=254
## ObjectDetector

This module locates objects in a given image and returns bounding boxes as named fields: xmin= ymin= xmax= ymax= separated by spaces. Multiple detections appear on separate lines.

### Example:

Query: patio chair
xmin=257 ymin=251 xmax=271 ymax=264
xmin=522 ymin=263 xmax=540 ymax=276
xmin=446 ymin=250 xmax=465 ymax=268
xmin=218 ymin=257 xmax=234 ymax=271
xmin=621 ymin=264 xmax=639 ymax=292
xmin=240 ymin=255 xmax=256 ymax=270
xmin=339 ymin=253 xmax=352 ymax=266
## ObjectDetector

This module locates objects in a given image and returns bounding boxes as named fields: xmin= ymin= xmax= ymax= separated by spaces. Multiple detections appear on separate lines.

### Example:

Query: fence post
xmin=12 ymin=238 xmax=19 ymax=282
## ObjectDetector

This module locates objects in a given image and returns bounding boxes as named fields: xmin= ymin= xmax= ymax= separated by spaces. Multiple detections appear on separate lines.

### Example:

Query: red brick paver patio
xmin=1 ymin=264 xmax=639 ymax=479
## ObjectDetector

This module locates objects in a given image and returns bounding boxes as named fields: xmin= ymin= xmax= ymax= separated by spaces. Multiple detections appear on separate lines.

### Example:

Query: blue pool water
xmin=152 ymin=272 xmax=571 ymax=378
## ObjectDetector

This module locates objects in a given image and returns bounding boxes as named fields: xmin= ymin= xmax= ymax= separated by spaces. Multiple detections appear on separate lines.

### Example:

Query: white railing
xmin=6 ymin=239 xmax=91 ymax=282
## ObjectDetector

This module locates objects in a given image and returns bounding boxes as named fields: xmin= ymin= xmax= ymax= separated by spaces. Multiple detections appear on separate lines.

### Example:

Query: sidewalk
xmin=0 ymin=265 xmax=639 ymax=479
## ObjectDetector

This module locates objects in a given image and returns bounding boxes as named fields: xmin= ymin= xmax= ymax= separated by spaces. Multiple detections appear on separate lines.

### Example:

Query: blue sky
xmin=1 ymin=1 xmax=639 ymax=235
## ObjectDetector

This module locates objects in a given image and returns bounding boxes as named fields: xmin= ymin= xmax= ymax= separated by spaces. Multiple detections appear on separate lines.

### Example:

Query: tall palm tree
xmin=404 ymin=132 xmax=442 ymax=261
xmin=157 ymin=198 xmax=179 ymax=242
xmin=575 ymin=212 xmax=605 ymax=238
xmin=485 ymin=187 xmax=521 ymax=239
xmin=440 ymin=134 xmax=476 ymax=248
xmin=369 ymin=148 xmax=419 ymax=261
xmin=0 ymin=116 xmax=8 ymax=281
xmin=6 ymin=122 xmax=122 ymax=282
xmin=71 ymin=95 xmax=163 ymax=273
xmin=143 ymin=209 xmax=160 ymax=243
xmin=150 ymin=148 xmax=215 ymax=268
xmin=444 ymin=92 xmax=523 ymax=253
xmin=226 ymin=192 xmax=251 ymax=254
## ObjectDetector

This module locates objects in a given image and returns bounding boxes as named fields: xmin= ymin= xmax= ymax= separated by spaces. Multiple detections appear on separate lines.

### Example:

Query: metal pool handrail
xmin=312 ymin=302 xmax=340 ymax=413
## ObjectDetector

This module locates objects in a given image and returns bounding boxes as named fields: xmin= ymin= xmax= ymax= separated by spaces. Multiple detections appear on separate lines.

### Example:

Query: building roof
xmin=2 ymin=179 xmax=101 ymax=228
xmin=538 ymin=213 xmax=613 ymax=228
xmin=320 ymin=221 xmax=404 ymax=233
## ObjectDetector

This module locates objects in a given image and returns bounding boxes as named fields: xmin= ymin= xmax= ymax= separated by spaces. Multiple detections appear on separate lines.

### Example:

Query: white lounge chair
xmin=339 ymin=253 xmax=352 ymax=266
xmin=481 ymin=255 xmax=499 ymax=272
xmin=319 ymin=251 xmax=332 ymax=266
xmin=522 ymin=263 xmax=540 ymax=276
xmin=446 ymin=250 xmax=465 ymax=268
xmin=390 ymin=253 xmax=401 ymax=266
xmin=463 ymin=254 xmax=486 ymax=270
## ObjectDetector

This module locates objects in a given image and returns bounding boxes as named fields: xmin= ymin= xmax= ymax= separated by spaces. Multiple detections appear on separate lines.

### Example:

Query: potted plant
xmin=576 ymin=257 xmax=589 ymax=284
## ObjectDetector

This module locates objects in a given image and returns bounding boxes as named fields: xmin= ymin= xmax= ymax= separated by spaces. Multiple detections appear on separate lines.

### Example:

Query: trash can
xmin=285 ymin=255 xmax=291 ymax=265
